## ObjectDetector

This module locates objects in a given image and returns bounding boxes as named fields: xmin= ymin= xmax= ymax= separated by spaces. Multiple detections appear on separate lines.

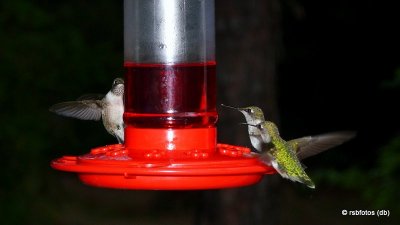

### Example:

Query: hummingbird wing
xmin=289 ymin=131 xmax=356 ymax=160
xmin=76 ymin=94 xmax=105 ymax=101
xmin=49 ymin=100 xmax=103 ymax=121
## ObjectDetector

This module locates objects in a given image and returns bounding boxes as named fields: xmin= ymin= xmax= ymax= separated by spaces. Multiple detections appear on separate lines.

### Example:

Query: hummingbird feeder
xmin=51 ymin=0 xmax=275 ymax=190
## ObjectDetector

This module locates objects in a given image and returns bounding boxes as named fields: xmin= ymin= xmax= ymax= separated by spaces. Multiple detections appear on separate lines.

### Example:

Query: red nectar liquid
xmin=124 ymin=62 xmax=217 ymax=128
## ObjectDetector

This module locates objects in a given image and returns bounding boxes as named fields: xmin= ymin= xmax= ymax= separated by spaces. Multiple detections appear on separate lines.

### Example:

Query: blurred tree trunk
xmin=196 ymin=0 xmax=282 ymax=225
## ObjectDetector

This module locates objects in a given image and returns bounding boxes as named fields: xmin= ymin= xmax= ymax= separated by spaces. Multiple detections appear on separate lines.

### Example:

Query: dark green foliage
xmin=0 ymin=1 xmax=122 ymax=224
xmin=312 ymin=71 xmax=400 ymax=216
xmin=313 ymin=136 xmax=400 ymax=215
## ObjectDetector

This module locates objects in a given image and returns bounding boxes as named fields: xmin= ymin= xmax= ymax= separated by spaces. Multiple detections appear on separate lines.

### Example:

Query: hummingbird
xmin=244 ymin=121 xmax=356 ymax=188
xmin=221 ymin=104 xmax=268 ymax=152
xmin=49 ymin=78 xmax=125 ymax=144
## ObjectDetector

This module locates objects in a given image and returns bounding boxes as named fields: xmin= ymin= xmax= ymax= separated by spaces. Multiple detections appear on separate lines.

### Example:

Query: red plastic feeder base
xmin=51 ymin=143 xmax=276 ymax=190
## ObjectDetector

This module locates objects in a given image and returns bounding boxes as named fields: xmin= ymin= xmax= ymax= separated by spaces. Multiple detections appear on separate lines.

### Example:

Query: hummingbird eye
xmin=113 ymin=78 xmax=124 ymax=86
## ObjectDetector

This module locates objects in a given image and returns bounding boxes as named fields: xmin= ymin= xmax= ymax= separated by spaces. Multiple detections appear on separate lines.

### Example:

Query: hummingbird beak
xmin=221 ymin=104 xmax=240 ymax=110
xmin=239 ymin=122 xmax=257 ymax=127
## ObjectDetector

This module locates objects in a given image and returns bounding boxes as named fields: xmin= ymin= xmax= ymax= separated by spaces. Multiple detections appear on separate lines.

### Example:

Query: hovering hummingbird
xmin=49 ymin=78 xmax=125 ymax=144
xmin=221 ymin=104 xmax=268 ymax=152
xmin=244 ymin=121 xmax=356 ymax=188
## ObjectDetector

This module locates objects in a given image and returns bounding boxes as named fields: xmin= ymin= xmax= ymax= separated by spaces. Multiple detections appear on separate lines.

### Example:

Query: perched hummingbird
xmin=49 ymin=78 xmax=125 ymax=143
xmin=221 ymin=104 xmax=268 ymax=152
xmin=245 ymin=121 xmax=356 ymax=188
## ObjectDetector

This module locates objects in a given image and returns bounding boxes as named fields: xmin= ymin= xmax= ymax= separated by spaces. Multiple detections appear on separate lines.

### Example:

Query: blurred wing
xmin=49 ymin=100 xmax=103 ymax=121
xmin=76 ymin=93 xmax=104 ymax=101
xmin=289 ymin=131 xmax=356 ymax=160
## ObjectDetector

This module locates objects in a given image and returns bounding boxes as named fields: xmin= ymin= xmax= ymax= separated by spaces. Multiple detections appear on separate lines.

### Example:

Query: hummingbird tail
xmin=301 ymin=177 xmax=315 ymax=189
xmin=305 ymin=180 xmax=315 ymax=189
xmin=116 ymin=136 xmax=124 ymax=144
xmin=288 ymin=174 xmax=316 ymax=189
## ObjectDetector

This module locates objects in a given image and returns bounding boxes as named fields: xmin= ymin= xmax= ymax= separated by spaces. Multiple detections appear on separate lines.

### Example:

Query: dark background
xmin=1 ymin=0 xmax=399 ymax=224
